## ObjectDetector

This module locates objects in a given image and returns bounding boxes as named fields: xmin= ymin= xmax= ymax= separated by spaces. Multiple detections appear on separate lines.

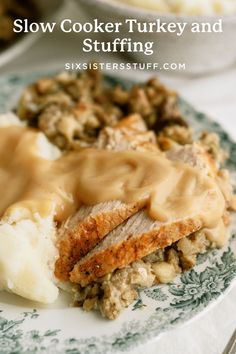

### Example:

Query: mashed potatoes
xmin=116 ymin=0 xmax=236 ymax=15
xmin=0 ymin=114 xmax=60 ymax=304
xmin=0 ymin=212 xmax=58 ymax=303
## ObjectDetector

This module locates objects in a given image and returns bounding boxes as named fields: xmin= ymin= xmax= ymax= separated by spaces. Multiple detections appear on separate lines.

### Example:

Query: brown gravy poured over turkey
xmin=0 ymin=126 xmax=225 ymax=227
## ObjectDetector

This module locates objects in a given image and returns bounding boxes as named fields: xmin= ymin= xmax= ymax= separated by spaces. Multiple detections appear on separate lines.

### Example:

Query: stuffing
xmin=74 ymin=261 xmax=155 ymax=320
xmin=17 ymin=71 xmax=186 ymax=151
xmin=200 ymin=131 xmax=228 ymax=165
xmin=73 ymin=230 xmax=219 ymax=319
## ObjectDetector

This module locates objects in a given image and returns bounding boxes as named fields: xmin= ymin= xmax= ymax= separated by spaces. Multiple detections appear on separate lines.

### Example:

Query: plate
xmin=0 ymin=71 xmax=235 ymax=354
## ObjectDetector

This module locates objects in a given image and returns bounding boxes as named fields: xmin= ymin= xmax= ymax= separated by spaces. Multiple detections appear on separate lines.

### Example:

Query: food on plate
xmin=0 ymin=69 xmax=235 ymax=319
xmin=0 ymin=0 xmax=37 ymax=50
xmin=115 ymin=0 xmax=236 ymax=15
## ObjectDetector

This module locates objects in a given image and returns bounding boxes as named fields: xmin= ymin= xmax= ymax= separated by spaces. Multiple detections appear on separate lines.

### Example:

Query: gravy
xmin=0 ymin=126 xmax=225 ymax=227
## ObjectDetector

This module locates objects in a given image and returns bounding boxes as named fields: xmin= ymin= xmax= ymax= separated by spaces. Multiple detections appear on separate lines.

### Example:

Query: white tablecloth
xmin=0 ymin=2 xmax=235 ymax=353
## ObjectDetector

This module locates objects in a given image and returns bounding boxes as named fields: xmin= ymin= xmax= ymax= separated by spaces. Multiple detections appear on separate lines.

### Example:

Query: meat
xmin=95 ymin=113 xmax=158 ymax=152
xmin=55 ymin=200 xmax=145 ymax=280
xmin=70 ymin=213 xmax=203 ymax=286
xmin=68 ymin=143 xmax=222 ymax=286
xmin=55 ymin=114 xmax=158 ymax=280
xmin=165 ymin=142 xmax=217 ymax=177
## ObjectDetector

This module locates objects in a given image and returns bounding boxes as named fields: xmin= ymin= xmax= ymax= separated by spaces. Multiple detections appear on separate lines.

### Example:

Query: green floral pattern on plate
xmin=0 ymin=71 xmax=235 ymax=354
